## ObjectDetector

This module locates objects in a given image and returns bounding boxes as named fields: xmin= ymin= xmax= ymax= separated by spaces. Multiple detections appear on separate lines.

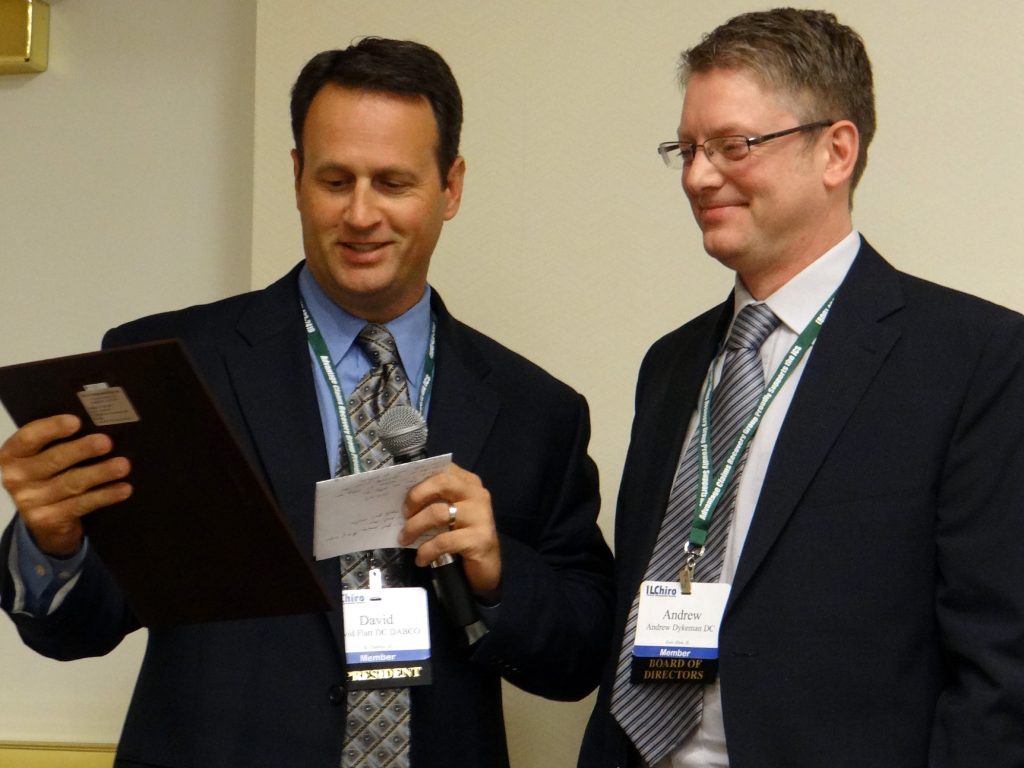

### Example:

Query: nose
xmin=682 ymin=148 xmax=722 ymax=198
xmin=343 ymin=180 xmax=381 ymax=229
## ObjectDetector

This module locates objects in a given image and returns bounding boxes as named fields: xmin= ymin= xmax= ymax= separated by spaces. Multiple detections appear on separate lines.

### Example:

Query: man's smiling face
xmin=293 ymin=84 xmax=464 ymax=322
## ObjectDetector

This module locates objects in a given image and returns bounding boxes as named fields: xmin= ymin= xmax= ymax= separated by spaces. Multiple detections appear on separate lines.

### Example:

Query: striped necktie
xmin=610 ymin=302 xmax=780 ymax=765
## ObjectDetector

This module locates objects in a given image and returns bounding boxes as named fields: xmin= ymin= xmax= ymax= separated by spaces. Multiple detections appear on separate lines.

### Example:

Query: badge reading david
xmin=631 ymin=580 xmax=730 ymax=684
xmin=342 ymin=586 xmax=432 ymax=690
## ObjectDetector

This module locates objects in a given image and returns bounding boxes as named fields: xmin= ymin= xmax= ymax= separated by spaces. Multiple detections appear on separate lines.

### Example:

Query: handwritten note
xmin=313 ymin=454 xmax=452 ymax=560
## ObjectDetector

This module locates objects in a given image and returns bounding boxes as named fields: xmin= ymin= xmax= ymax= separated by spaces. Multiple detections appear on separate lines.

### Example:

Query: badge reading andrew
xmin=342 ymin=586 xmax=432 ymax=690
xmin=631 ymin=580 xmax=730 ymax=684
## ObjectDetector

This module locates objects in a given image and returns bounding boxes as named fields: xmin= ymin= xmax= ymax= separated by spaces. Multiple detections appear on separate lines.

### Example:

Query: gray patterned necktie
xmin=341 ymin=323 xmax=413 ymax=768
xmin=342 ymin=323 xmax=412 ymax=474
xmin=610 ymin=303 xmax=780 ymax=765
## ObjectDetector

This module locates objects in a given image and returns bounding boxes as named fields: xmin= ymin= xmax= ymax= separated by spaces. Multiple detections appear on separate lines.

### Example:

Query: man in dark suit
xmin=0 ymin=39 xmax=613 ymax=767
xmin=580 ymin=9 xmax=1024 ymax=768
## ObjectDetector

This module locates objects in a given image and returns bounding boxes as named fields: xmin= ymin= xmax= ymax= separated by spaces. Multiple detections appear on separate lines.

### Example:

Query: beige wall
xmin=3 ymin=0 xmax=1023 ymax=764
xmin=0 ymin=0 xmax=256 ymax=743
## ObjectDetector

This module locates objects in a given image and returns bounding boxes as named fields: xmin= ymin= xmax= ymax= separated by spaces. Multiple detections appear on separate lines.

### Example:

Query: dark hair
xmin=290 ymin=37 xmax=463 ymax=185
xmin=681 ymin=8 xmax=875 ymax=194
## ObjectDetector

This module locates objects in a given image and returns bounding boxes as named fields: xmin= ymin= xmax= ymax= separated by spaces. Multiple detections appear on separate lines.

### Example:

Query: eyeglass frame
xmin=657 ymin=120 xmax=835 ymax=169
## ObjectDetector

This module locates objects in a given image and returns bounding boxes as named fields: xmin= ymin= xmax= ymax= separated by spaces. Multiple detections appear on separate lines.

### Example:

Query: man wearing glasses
xmin=580 ymin=8 xmax=1024 ymax=768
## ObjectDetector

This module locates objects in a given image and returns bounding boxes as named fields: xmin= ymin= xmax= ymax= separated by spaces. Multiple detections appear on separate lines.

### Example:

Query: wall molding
xmin=0 ymin=741 xmax=116 ymax=768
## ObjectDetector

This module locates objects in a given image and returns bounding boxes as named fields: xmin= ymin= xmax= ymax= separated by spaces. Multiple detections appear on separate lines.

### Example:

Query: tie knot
xmin=356 ymin=323 xmax=401 ymax=367
xmin=726 ymin=303 xmax=780 ymax=352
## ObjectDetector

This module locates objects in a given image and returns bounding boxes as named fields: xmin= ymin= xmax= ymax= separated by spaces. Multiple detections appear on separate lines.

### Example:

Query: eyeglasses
xmin=657 ymin=120 xmax=834 ymax=170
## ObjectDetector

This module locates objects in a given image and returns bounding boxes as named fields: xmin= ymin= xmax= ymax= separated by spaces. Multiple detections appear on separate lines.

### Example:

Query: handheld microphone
xmin=378 ymin=405 xmax=488 ymax=645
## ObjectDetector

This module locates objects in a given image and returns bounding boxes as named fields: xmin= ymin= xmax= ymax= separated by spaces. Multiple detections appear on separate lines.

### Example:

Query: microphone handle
xmin=430 ymin=553 xmax=488 ymax=645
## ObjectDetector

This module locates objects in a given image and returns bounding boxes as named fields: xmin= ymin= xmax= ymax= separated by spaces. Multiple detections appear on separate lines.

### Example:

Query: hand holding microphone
xmin=378 ymin=405 xmax=491 ymax=645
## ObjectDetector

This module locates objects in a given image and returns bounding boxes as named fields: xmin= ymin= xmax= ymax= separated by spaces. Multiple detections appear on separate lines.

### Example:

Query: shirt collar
xmin=297 ymin=265 xmax=433 ymax=373
xmin=733 ymin=230 xmax=861 ymax=334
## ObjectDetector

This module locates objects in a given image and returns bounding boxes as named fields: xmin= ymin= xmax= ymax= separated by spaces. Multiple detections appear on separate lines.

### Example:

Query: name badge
xmin=631 ymin=580 xmax=730 ymax=684
xmin=342 ymin=586 xmax=432 ymax=689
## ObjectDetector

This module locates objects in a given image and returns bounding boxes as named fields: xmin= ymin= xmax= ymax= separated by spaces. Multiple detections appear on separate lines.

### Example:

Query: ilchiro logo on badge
xmin=645 ymin=583 xmax=679 ymax=597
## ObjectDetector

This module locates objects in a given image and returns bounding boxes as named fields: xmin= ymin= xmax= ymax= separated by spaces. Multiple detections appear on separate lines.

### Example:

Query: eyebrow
xmin=678 ymin=125 xmax=753 ymax=142
xmin=312 ymin=161 xmax=420 ymax=180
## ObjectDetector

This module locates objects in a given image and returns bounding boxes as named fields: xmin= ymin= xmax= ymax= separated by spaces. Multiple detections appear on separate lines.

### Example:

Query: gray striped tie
xmin=610 ymin=303 xmax=780 ymax=765
xmin=341 ymin=323 xmax=413 ymax=768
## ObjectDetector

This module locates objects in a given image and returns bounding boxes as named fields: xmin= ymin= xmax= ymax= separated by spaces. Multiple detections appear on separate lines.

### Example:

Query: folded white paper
xmin=313 ymin=454 xmax=452 ymax=560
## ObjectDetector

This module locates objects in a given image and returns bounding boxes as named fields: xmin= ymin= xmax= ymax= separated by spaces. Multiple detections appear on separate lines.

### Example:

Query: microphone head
xmin=377 ymin=404 xmax=428 ymax=460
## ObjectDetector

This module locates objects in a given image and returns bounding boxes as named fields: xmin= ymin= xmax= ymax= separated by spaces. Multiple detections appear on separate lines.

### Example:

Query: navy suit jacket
xmin=1 ymin=265 xmax=614 ymax=768
xmin=580 ymin=241 xmax=1024 ymax=767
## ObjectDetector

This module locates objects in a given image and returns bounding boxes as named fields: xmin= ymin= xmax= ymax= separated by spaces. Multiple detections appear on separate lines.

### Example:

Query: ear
xmin=291 ymin=148 xmax=303 ymax=203
xmin=822 ymin=120 xmax=859 ymax=192
xmin=443 ymin=156 xmax=466 ymax=221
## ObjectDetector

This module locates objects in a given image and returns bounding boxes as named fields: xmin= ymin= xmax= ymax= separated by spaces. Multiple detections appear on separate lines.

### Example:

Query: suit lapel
xmin=621 ymin=301 xmax=732 ymax=594
xmin=221 ymin=267 xmax=342 ymax=641
xmin=226 ymin=268 xmax=329 ymax=544
xmin=729 ymin=242 xmax=904 ymax=603
xmin=424 ymin=293 xmax=501 ymax=468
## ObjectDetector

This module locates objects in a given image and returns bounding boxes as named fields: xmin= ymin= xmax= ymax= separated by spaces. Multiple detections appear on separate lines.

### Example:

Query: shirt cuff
xmin=12 ymin=517 xmax=87 ymax=615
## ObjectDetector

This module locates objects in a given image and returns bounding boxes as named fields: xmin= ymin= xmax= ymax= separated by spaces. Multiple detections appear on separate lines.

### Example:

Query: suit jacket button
xmin=328 ymin=684 xmax=345 ymax=706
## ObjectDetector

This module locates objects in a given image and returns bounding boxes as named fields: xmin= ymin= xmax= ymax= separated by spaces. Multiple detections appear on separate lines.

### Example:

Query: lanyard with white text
xmin=300 ymin=298 xmax=436 ymax=474
xmin=680 ymin=294 xmax=836 ymax=591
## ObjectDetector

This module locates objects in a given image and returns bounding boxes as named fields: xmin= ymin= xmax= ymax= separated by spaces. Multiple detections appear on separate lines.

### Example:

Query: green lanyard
xmin=680 ymin=294 xmax=835 ymax=590
xmin=300 ymin=298 xmax=436 ymax=474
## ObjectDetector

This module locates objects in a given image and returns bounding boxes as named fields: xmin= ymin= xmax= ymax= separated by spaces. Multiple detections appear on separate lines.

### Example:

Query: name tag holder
xmin=631 ymin=580 xmax=730 ymax=684
xmin=342 ymin=568 xmax=433 ymax=690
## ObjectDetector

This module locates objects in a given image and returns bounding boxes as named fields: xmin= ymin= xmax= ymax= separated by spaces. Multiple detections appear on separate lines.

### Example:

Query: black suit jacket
xmin=580 ymin=241 xmax=1024 ymax=767
xmin=1 ymin=265 xmax=614 ymax=768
